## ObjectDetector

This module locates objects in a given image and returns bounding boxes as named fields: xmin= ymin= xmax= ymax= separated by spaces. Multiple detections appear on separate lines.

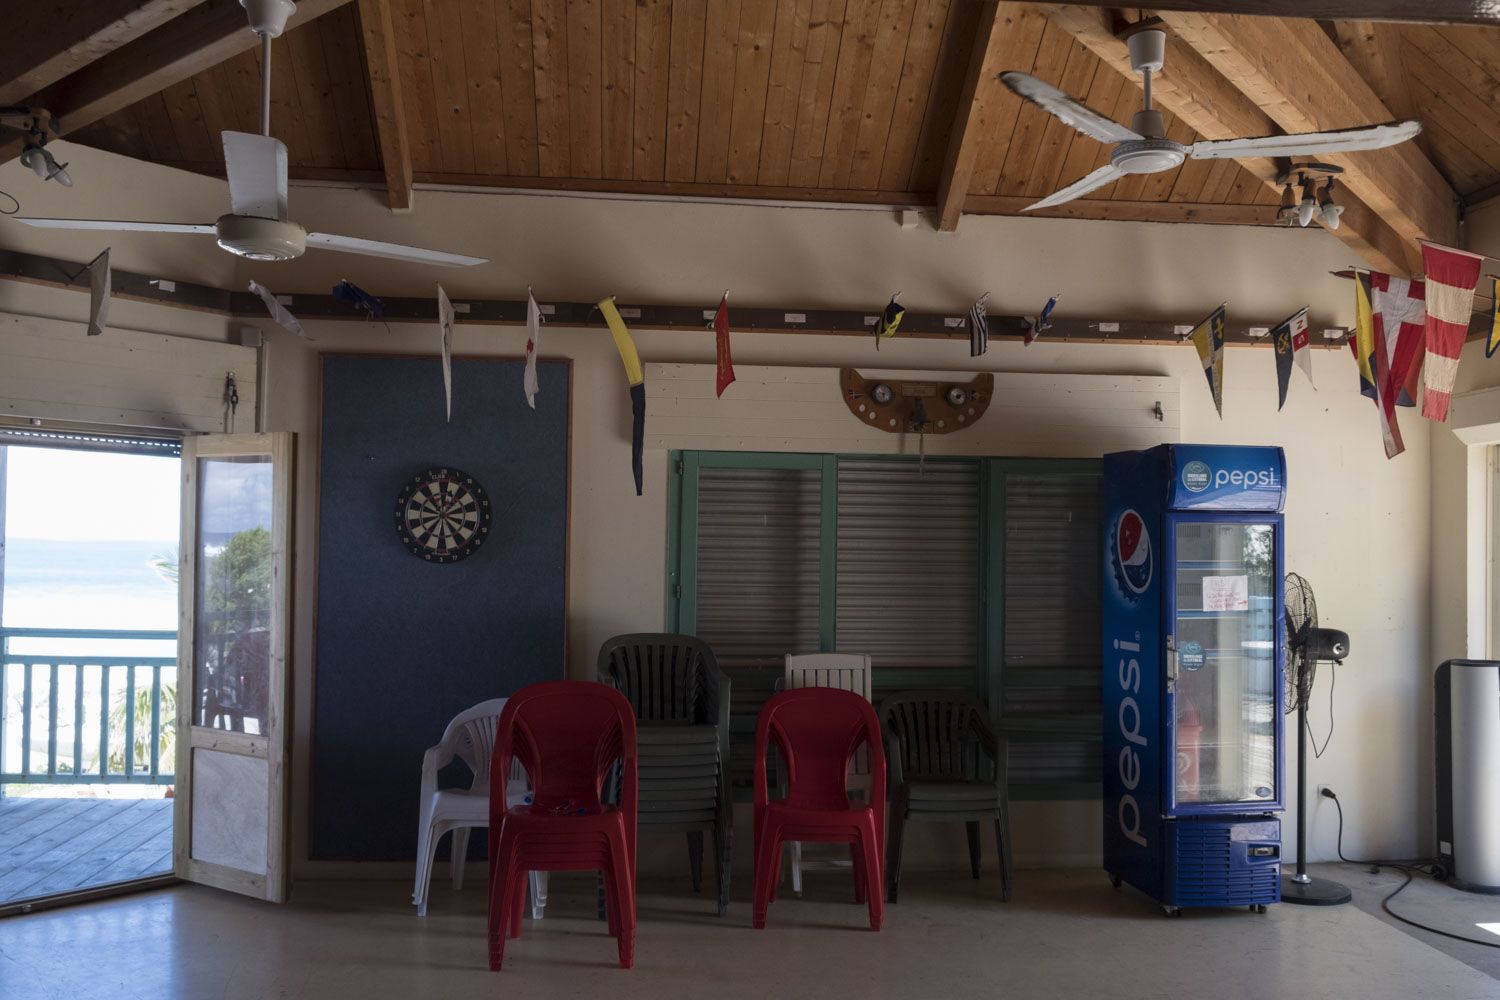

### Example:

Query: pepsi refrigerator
xmin=1103 ymin=444 xmax=1286 ymax=914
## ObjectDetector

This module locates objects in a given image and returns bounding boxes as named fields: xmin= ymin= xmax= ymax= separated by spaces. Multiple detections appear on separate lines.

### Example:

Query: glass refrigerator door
xmin=1168 ymin=517 xmax=1279 ymax=812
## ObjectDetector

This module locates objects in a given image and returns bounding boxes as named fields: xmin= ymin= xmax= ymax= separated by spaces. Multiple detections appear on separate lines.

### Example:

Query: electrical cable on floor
xmin=1328 ymin=791 xmax=1500 ymax=950
xmin=0 ymin=189 xmax=19 ymax=215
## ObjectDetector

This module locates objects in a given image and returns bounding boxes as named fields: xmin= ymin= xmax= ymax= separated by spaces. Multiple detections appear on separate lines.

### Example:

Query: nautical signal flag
xmin=248 ymin=280 xmax=305 ymax=339
xmin=875 ymin=294 xmax=904 ymax=350
xmin=1420 ymin=241 xmax=1484 ymax=422
xmin=1368 ymin=272 xmax=1428 ymax=459
xmin=523 ymin=288 xmax=542 ymax=409
xmin=600 ymin=298 xmax=646 ymax=496
xmin=1271 ymin=306 xmax=1312 ymax=410
xmin=1349 ymin=271 xmax=1378 ymax=399
xmin=83 ymin=249 xmax=110 ymax=337
xmin=1189 ymin=305 xmax=1226 ymax=419
xmin=332 ymin=279 xmax=384 ymax=321
xmin=714 ymin=292 xmax=735 ymax=397
xmin=968 ymin=294 xmax=990 ymax=357
xmin=1489 ymin=276 xmax=1500 ymax=359
xmin=437 ymin=285 xmax=455 ymax=422
xmin=1023 ymin=294 xmax=1059 ymax=346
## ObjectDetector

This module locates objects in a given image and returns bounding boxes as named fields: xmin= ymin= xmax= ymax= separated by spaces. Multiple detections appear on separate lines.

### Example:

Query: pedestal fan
xmin=1282 ymin=572 xmax=1352 ymax=905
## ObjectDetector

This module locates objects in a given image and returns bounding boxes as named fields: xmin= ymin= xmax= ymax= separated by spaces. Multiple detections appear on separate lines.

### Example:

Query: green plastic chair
xmin=880 ymin=690 xmax=1012 ymax=903
xmin=598 ymin=633 xmax=732 ymax=916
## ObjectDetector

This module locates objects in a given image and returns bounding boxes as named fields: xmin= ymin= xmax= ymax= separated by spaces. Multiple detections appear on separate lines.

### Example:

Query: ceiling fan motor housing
xmin=241 ymin=0 xmax=296 ymax=37
xmin=216 ymin=214 xmax=306 ymax=261
xmin=1111 ymin=139 xmax=1186 ymax=174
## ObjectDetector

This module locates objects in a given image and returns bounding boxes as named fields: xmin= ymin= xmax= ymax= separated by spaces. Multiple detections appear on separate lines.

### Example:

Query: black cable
xmin=1307 ymin=661 xmax=1334 ymax=759
xmin=0 ymin=189 xmax=18 ymax=215
xmin=1328 ymin=791 xmax=1500 ymax=950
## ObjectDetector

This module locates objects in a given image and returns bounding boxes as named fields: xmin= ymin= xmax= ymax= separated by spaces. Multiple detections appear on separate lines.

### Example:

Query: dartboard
xmin=394 ymin=467 xmax=492 ymax=563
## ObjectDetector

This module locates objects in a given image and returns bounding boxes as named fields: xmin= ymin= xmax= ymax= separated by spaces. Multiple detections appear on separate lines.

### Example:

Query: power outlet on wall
xmin=1317 ymin=784 xmax=1335 ymax=800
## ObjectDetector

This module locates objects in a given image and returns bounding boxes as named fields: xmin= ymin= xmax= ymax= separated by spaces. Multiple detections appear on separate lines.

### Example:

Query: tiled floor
xmin=0 ymin=797 xmax=172 ymax=907
xmin=0 ymin=865 xmax=1495 ymax=1000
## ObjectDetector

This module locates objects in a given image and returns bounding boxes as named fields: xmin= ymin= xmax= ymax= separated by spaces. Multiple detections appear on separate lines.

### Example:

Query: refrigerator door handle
xmin=1166 ymin=634 xmax=1179 ymax=694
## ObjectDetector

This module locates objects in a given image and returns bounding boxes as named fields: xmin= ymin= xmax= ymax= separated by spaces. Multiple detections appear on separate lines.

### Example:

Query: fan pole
xmin=260 ymin=33 xmax=273 ymax=137
xmin=1280 ymin=669 xmax=1352 ymax=906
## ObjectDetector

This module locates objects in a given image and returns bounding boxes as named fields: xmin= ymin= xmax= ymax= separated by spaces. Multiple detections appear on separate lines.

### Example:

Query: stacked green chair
xmin=598 ymin=633 xmax=732 ymax=916
xmin=880 ymin=690 xmax=1013 ymax=903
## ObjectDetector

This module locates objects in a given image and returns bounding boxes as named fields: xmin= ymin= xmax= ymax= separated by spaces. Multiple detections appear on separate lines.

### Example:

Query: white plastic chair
xmin=412 ymin=698 xmax=548 ymax=918
xmin=782 ymin=653 xmax=874 ymax=895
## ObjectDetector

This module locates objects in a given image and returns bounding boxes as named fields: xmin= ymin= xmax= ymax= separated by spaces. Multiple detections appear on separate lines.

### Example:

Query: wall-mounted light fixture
xmin=1317 ymin=178 xmax=1342 ymax=230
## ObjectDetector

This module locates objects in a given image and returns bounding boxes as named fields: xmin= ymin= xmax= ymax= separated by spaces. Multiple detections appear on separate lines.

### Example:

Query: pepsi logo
xmin=1112 ymin=509 xmax=1153 ymax=599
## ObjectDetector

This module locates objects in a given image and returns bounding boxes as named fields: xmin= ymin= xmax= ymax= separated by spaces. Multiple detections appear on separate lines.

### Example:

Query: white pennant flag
xmin=437 ymin=285 xmax=455 ymax=422
xmin=85 ymin=249 xmax=110 ymax=336
xmin=247 ymin=281 xmax=307 ymax=338
xmin=523 ymin=287 xmax=543 ymax=409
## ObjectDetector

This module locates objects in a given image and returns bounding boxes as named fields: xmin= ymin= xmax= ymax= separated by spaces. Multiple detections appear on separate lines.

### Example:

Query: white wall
xmin=0 ymin=145 xmax=1437 ymax=877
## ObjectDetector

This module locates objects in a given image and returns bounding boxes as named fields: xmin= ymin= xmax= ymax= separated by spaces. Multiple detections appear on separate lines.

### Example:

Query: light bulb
xmin=51 ymin=165 xmax=73 ymax=188
xmin=1276 ymin=183 xmax=1297 ymax=226
xmin=1297 ymin=198 xmax=1316 ymax=227
xmin=1317 ymin=178 xmax=1340 ymax=230
xmin=22 ymin=147 xmax=47 ymax=179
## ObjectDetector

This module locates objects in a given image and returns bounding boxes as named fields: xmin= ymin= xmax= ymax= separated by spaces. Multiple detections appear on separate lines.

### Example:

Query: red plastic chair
xmin=486 ymin=681 xmax=638 ymax=970
xmin=752 ymin=687 xmax=886 ymax=931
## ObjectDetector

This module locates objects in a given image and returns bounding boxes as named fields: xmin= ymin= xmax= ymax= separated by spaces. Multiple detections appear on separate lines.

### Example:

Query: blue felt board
xmin=312 ymin=355 xmax=569 ymax=860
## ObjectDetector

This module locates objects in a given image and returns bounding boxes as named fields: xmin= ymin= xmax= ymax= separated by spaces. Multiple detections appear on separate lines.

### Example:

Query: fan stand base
xmin=1280 ymin=874 xmax=1353 ymax=906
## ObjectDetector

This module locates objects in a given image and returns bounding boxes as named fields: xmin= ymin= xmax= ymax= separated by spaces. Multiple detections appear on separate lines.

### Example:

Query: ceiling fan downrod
xmin=241 ymin=0 xmax=297 ymax=136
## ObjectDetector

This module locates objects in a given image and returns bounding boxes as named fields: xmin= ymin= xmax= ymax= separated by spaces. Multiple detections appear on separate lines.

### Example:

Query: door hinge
xmin=672 ymin=583 xmax=683 ymax=599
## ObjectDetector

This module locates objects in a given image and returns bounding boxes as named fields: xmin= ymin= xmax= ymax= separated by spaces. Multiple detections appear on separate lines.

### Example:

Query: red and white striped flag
xmin=1420 ymin=241 xmax=1483 ymax=423
xmin=1368 ymin=273 xmax=1426 ymax=459
xmin=713 ymin=292 xmax=735 ymax=397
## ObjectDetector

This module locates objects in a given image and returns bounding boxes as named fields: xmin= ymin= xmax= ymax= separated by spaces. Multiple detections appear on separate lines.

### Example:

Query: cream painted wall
xmin=0 ymin=149 xmax=1436 ymax=878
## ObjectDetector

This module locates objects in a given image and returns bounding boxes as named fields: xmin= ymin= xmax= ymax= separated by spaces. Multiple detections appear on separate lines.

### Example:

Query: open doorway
xmin=0 ymin=433 xmax=181 ymax=912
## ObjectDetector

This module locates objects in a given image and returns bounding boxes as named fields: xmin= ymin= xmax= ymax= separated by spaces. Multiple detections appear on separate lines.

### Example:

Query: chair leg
xmin=451 ymin=827 xmax=470 ymax=891
xmin=752 ymin=821 xmax=782 ymax=929
xmin=789 ymin=841 xmax=803 ymax=896
xmin=852 ymin=843 xmax=866 ymax=904
xmin=886 ymin=807 xmax=907 ymax=904
xmin=528 ymin=871 xmax=548 ymax=920
xmin=995 ymin=814 xmax=1013 ymax=902
xmin=416 ymin=822 xmax=446 ymax=917
xmin=713 ymin=823 xmax=731 ymax=918
xmin=412 ymin=818 xmax=434 ymax=911
xmin=966 ymin=821 xmax=981 ymax=880
xmin=509 ymin=864 xmax=527 ymax=939
xmin=687 ymin=831 xmax=704 ymax=893
xmin=487 ymin=828 xmax=516 ymax=971
xmin=858 ymin=824 xmax=884 ymax=932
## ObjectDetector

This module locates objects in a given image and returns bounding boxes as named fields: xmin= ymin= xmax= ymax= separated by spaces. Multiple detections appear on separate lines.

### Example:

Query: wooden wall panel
xmin=633 ymin=0 xmax=673 ymax=181
xmin=696 ymin=0 xmax=743 ymax=184
xmin=566 ymin=0 xmax=604 ymax=179
xmin=532 ymin=0 xmax=573 ymax=177
xmin=498 ymin=0 xmax=541 ymax=176
xmin=459 ymin=0 xmax=505 ymax=175
xmin=817 ymin=0 xmax=882 ymax=189
xmin=785 ymin=0 xmax=848 ymax=187
xmin=876 ymin=0 xmax=952 ymax=192
xmin=664 ymin=0 xmax=709 ymax=182
xmin=847 ymin=0 xmax=918 ymax=191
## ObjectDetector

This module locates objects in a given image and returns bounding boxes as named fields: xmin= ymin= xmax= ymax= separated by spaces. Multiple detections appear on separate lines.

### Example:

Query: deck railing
xmin=0 ymin=627 xmax=177 ymax=785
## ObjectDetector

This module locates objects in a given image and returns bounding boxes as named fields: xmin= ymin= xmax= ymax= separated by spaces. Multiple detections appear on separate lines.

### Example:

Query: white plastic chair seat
xmin=412 ymin=698 xmax=549 ymax=918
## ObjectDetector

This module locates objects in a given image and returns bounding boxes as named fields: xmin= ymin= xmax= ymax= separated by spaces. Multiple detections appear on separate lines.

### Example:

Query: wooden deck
xmin=0 ymin=797 xmax=172 ymax=906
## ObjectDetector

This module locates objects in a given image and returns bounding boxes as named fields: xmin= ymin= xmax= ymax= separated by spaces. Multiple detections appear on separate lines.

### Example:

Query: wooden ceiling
xmin=7 ymin=2 xmax=1500 ymax=275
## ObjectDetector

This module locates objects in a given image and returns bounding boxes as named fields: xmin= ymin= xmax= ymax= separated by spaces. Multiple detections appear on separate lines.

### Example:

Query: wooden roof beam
xmin=1 ymin=0 xmax=353 ymax=162
xmin=1039 ymin=4 xmax=1420 ymax=274
xmin=354 ymin=0 xmax=412 ymax=211
xmin=935 ymin=1 xmax=1004 ymax=232
xmin=0 ymin=1 xmax=210 ymax=107
xmin=1040 ymin=2 xmax=1500 ymax=28
xmin=1157 ymin=10 xmax=1459 ymax=253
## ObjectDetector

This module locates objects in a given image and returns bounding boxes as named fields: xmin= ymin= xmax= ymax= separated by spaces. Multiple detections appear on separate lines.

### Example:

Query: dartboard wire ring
xmin=394 ymin=466 xmax=492 ymax=563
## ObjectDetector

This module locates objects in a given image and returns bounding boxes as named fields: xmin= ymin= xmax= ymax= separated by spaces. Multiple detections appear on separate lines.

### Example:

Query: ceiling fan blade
xmin=12 ymin=218 xmax=216 ymax=234
xmin=1022 ymin=163 xmax=1126 ymax=212
xmin=223 ymin=130 xmax=289 ymax=220
xmin=1188 ymin=120 xmax=1422 ymax=161
xmin=304 ymin=232 xmax=488 ymax=267
xmin=1000 ymin=71 xmax=1142 ymax=145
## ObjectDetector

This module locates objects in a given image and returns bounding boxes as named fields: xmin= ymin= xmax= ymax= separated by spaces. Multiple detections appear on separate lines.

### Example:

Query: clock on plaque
xmin=394 ymin=467 xmax=492 ymax=563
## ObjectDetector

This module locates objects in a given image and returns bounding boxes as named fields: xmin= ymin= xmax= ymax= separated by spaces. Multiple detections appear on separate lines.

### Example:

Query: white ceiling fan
xmin=1000 ymin=26 xmax=1422 ymax=213
xmin=15 ymin=0 xmax=485 ymax=268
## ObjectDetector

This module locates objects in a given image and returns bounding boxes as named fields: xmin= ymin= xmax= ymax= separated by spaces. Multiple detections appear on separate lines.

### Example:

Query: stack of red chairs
xmin=486 ymin=681 xmax=638 ymax=970
xmin=752 ymin=687 xmax=886 ymax=931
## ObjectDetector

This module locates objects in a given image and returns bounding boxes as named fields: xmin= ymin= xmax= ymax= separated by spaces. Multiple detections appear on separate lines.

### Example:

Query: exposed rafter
xmin=1041 ymin=1 xmax=1500 ymax=28
xmin=1039 ymin=4 xmax=1421 ymax=274
xmin=354 ymin=0 xmax=412 ymax=211
xmin=935 ymin=0 xmax=1005 ymax=233
xmin=1158 ymin=10 xmax=1458 ymax=253
xmin=1 ymin=0 xmax=353 ymax=162
xmin=0 ymin=1 xmax=208 ymax=107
